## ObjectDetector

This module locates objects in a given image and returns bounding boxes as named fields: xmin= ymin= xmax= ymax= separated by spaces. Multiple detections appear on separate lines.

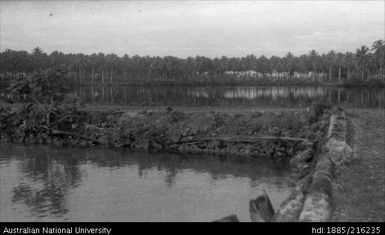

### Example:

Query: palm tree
xmin=371 ymin=39 xmax=385 ymax=79
xmin=309 ymin=50 xmax=320 ymax=81
xmin=31 ymin=47 xmax=46 ymax=70
xmin=89 ymin=53 xmax=99 ymax=84
xmin=283 ymin=52 xmax=295 ymax=80
xmin=32 ymin=47 xmax=43 ymax=56
xmin=356 ymin=45 xmax=370 ymax=81
xmin=336 ymin=53 xmax=344 ymax=82
xmin=326 ymin=50 xmax=336 ymax=81
xmin=343 ymin=52 xmax=355 ymax=80
xmin=105 ymin=53 xmax=120 ymax=84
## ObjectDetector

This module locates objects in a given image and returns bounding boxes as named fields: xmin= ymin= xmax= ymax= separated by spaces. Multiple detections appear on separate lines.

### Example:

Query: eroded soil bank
xmin=0 ymin=102 xmax=330 ymax=160
xmin=332 ymin=109 xmax=385 ymax=221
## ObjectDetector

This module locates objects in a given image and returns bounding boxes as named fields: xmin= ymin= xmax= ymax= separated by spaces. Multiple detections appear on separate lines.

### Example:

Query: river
xmin=0 ymin=144 xmax=293 ymax=222
xmin=71 ymin=85 xmax=385 ymax=108
xmin=1 ymin=85 xmax=384 ymax=108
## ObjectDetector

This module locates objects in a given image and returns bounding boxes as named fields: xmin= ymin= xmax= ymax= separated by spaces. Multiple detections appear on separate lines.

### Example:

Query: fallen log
xmin=249 ymin=190 xmax=275 ymax=222
xmin=172 ymin=136 xmax=313 ymax=146
xmin=203 ymin=136 xmax=312 ymax=143
xmin=250 ymin=177 xmax=311 ymax=222
xmin=85 ymin=124 xmax=115 ymax=130
xmin=51 ymin=129 xmax=100 ymax=143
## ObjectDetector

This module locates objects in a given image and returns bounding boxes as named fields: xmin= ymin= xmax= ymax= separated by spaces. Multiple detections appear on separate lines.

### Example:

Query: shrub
xmin=9 ymin=67 xmax=71 ymax=103
xmin=307 ymin=99 xmax=332 ymax=123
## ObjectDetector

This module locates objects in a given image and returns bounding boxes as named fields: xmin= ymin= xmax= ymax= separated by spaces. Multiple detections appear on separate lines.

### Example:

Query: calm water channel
xmin=72 ymin=85 xmax=385 ymax=108
xmin=0 ymin=144 xmax=293 ymax=222
xmin=1 ymin=85 xmax=384 ymax=108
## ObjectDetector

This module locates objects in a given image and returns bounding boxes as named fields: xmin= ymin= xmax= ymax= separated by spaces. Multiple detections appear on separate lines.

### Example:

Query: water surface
xmin=0 ymin=144 xmax=293 ymax=222
xmin=2 ymin=85 xmax=383 ymax=108
xmin=72 ymin=85 xmax=385 ymax=108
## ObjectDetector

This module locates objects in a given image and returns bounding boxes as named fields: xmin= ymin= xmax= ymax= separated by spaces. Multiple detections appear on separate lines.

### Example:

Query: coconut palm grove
xmin=0 ymin=39 xmax=384 ymax=86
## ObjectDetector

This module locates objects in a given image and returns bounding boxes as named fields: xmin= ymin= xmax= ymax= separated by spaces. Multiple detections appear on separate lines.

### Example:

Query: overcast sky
xmin=0 ymin=1 xmax=384 ymax=58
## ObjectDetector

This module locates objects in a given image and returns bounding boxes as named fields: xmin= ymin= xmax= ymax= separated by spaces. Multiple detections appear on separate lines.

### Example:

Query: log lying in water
xmin=175 ymin=136 xmax=313 ymax=145
xmin=170 ymin=136 xmax=314 ymax=152
xmin=51 ymin=129 xmax=100 ymax=143
xmin=215 ymin=186 xmax=307 ymax=222
xmin=212 ymin=214 xmax=240 ymax=222
xmin=249 ymin=190 xmax=275 ymax=222
xmin=249 ymin=179 xmax=310 ymax=222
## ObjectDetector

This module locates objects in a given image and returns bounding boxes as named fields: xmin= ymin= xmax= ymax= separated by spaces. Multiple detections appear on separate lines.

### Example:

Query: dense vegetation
xmin=0 ymin=68 xmax=330 ymax=156
xmin=0 ymin=39 xmax=384 ymax=86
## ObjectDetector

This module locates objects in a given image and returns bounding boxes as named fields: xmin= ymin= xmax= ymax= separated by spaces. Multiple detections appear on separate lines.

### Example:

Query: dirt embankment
xmin=0 ymin=102 xmax=330 ymax=161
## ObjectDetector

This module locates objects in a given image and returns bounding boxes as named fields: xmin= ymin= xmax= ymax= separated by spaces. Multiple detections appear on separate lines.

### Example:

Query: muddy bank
xmin=0 ymin=102 xmax=330 ymax=160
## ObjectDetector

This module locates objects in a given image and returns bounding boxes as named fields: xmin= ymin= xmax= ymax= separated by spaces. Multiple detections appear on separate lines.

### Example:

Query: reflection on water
xmin=1 ymin=85 xmax=384 ymax=108
xmin=222 ymin=86 xmax=326 ymax=100
xmin=0 ymin=144 xmax=293 ymax=222
xmin=72 ymin=86 xmax=384 ymax=108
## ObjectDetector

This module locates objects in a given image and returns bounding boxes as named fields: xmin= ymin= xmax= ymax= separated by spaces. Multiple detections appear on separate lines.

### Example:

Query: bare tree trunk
xmin=102 ymin=70 xmax=104 ymax=85
xmin=110 ymin=86 xmax=113 ymax=103
xmin=91 ymin=86 xmax=94 ymax=103
xmin=347 ymin=67 xmax=350 ymax=80
xmin=329 ymin=66 xmax=332 ymax=81
xmin=361 ymin=91 xmax=364 ymax=104
xmin=318 ymin=71 xmax=321 ymax=83
xmin=102 ymin=86 xmax=105 ymax=103
xmin=361 ymin=69 xmax=364 ymax=81
xmin=124 ymin=87 xmax=128 ymax=103
xmin=91 ymin=67 xmax=94 ymax=85
xmin=110 ymin=69 xmax=113 ymax=84
xmin=76 ymin=67 xmax=79 ymax=83
xmin=338 ymin=66 xmax=341 ymax=82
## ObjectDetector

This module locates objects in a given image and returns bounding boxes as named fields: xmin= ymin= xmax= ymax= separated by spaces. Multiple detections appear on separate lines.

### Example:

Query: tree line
xmin=0 ymin=39 xmax=384 ymax=85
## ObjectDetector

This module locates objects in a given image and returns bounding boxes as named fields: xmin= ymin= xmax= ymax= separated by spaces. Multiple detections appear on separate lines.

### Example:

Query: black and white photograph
xmin=0 ymin=0 xmax=384 ymax=226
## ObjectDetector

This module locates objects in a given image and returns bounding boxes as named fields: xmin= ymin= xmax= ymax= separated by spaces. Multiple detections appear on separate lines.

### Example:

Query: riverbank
xmin=1 ymin=100 xmax=304 ymax=114
xmin=83 ymin=104 xmax=305 ymax=114
xmin=0 ymin=101 xmax=330 ymax=160
xmin=332 ymin=108 xmax=385 ymax=221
